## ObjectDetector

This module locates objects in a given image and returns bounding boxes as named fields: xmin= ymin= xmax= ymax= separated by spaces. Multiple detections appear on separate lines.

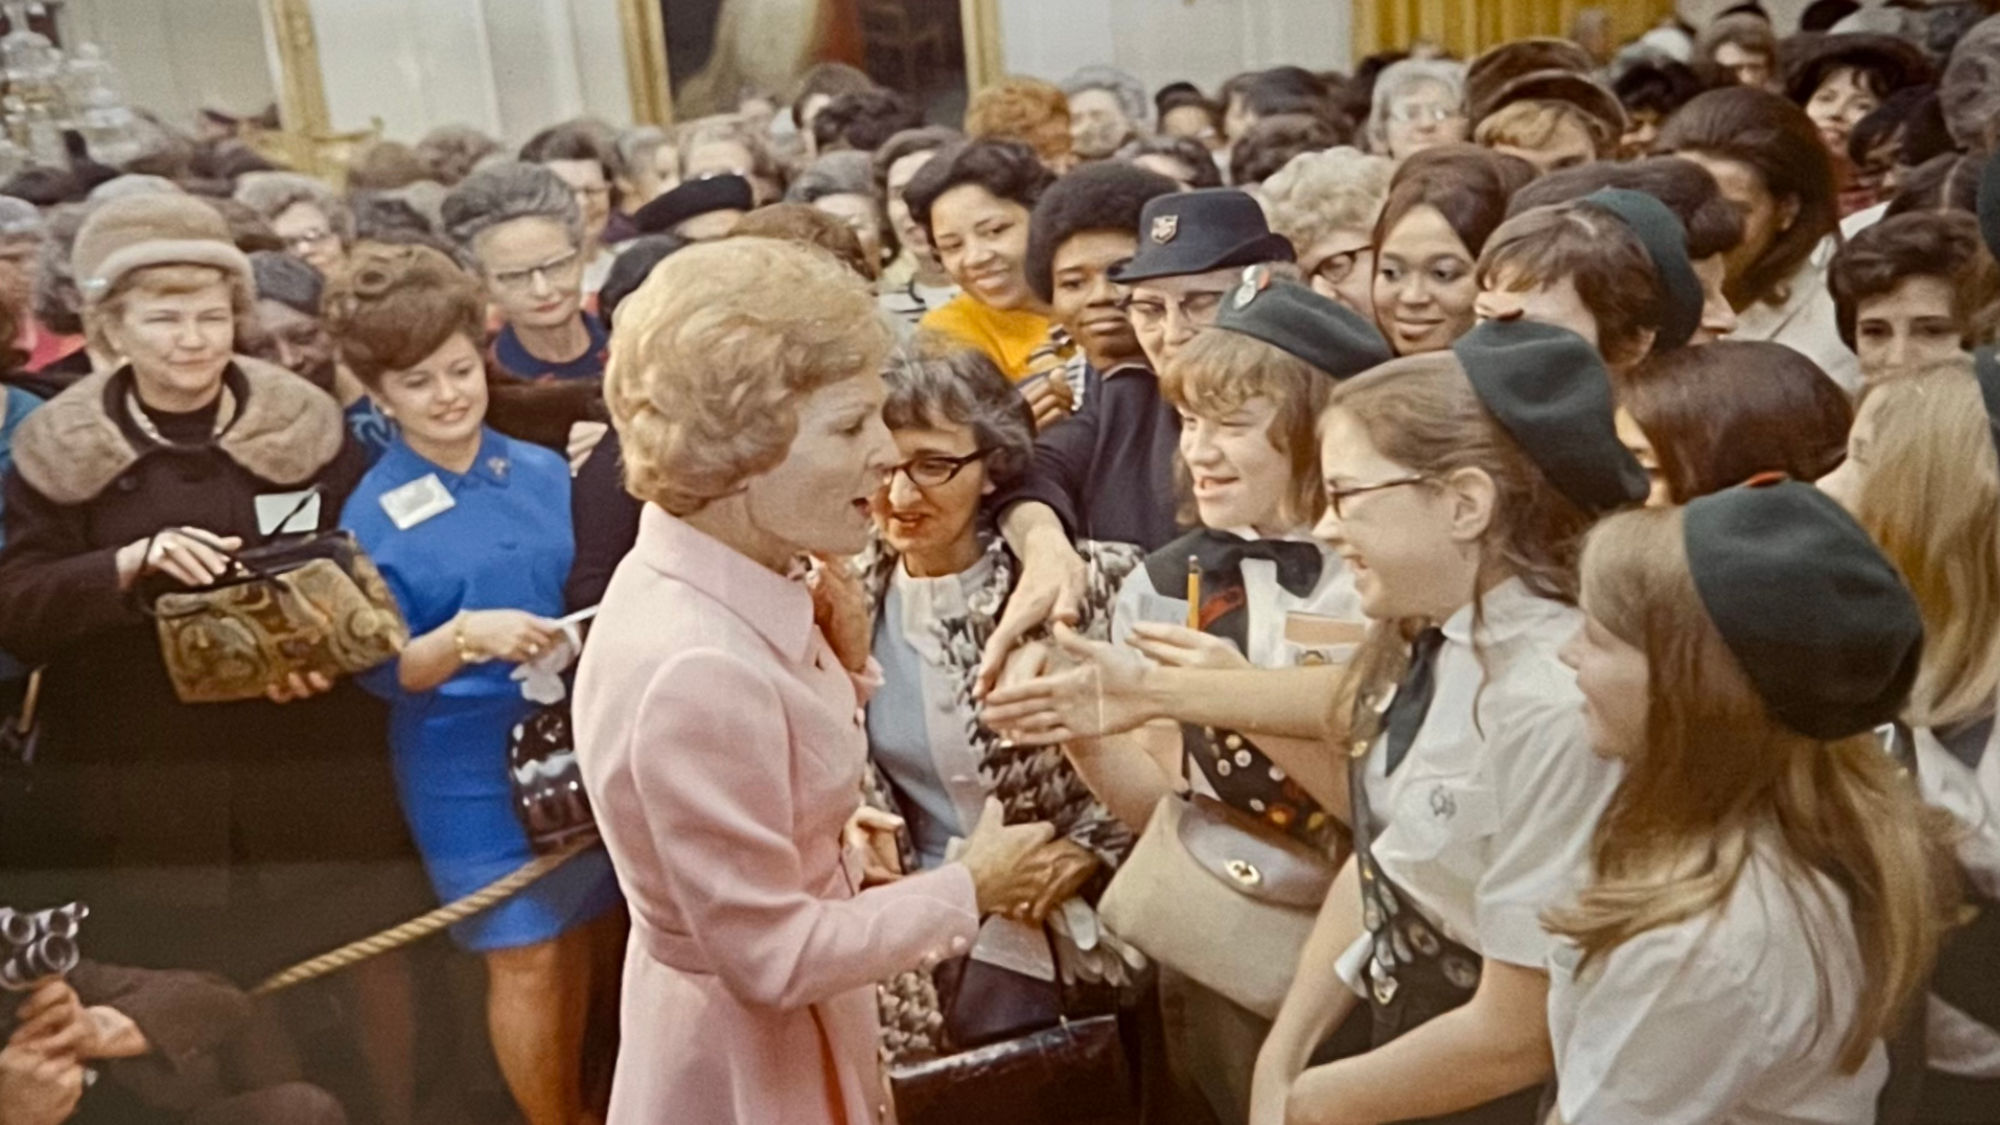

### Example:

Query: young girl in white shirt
xmin=1252 ymin=318 xmax=1649 ymax=1125
xmin=1057 ymin=274 xmax=1390 ymax=1125
xmin=1549 ymin=480 xmax=1955 ymax=1125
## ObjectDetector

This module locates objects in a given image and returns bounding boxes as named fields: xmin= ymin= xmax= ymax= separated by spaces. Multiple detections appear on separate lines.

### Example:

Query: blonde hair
xmin=1160 ymin=328 xmax=1329 ymax=530
xmin=1847 ymin=358 xmax=2000 ymax=728
xmin=1474 ymin=99 xmax=1610 ymax=154
xmin=1257 ymin=147 xmax=1394 ymax=258
xmin=85 ymin=263 xmax=250 ymax=359
xmin=1549 ymin=506 xmax=1956 ymax=1072
xmin=604 ymin=237 xmax=893 ymax=515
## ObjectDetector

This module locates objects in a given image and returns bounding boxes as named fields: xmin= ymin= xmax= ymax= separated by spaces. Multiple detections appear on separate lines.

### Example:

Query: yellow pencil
xmin=1186 ymin=555 xmax=1201 ymax=630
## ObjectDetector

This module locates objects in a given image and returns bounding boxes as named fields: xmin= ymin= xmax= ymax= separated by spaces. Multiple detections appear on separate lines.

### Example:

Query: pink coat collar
xmin=631 ymin=505 xmax=815 ymax=664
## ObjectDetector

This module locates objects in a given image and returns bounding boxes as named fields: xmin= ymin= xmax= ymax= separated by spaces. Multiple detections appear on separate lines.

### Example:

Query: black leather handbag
xmin=890 ymin=1014 xmax=1135 ymax=1125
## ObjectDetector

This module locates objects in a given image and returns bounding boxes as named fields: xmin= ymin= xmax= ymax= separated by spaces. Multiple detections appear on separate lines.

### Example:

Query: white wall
xmin=307 ymin=0 xmax=633 ymax=144
xmin=66 ymin=0 xmax=277 ymax=129
xmin=999 ymin=0 xmax=1353 ymax=93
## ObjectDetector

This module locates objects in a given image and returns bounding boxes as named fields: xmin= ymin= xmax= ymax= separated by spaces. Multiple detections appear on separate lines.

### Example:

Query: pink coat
xmin=573 ymin=506 xmax=980 ymax=1125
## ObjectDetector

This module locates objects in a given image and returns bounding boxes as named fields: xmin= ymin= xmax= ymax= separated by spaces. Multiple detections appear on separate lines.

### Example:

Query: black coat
xmin=0 ymin=360 xmax=426 ymax=978
xmin=1000 ymin=362 xmax=1182 ymax=552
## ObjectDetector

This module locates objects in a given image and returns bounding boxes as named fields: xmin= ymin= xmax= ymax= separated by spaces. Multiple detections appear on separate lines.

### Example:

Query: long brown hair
xmin=1548 ymin=507 xmax=1957 ymax=1071
xmin=1621 ymin=340 xmax=1852 ymax=503
xmin=1324 ymin=352 xmax=1595 ymax=734
xmin=1657 ymin=87 xmax=1837 ymax=309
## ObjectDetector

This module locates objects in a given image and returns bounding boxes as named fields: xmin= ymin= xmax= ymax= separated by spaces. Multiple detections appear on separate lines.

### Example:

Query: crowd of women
xmin=1 ymin=2 xmax=1999 ymax=1123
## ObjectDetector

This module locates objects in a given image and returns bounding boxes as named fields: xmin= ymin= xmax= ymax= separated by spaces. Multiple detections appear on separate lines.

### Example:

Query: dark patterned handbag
xmin=149 ymin=529 xmax=409 ymax=704
xmin=508 ymin=703 xmax=597 ymax=854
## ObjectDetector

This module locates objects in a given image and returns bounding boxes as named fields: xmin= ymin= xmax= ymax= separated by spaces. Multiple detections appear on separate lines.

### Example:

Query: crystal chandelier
xmin=0 ymin=1 xmax=140 ymax=179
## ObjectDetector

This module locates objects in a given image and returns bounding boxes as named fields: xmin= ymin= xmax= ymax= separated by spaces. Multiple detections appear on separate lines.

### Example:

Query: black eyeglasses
xmin=890 ymin=448 xmax=995 ymax=488
xmin=1326 ymin=474 xmax=1431 ymax=518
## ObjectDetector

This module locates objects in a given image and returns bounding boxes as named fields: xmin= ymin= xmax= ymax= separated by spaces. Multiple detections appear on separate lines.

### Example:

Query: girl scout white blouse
xmin=1334 ymin=578 xmax=1621 ymax=986
xmin=1547 ymin=835 xmax=1884 ymax=1124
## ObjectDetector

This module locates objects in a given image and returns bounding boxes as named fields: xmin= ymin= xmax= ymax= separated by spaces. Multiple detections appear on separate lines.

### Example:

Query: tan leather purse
xmin=151 ymin=531 xmax=409 ymax=704
xmin=1097 ymin=792 xmax=1336 ymax=1018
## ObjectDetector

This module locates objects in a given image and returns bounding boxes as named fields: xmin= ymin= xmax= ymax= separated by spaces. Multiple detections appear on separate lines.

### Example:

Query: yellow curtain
xmin=1353 ymin=0 xmax=1673 ymax=62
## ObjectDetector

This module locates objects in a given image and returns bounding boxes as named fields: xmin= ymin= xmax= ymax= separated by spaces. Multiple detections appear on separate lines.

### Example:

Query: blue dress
xmin=342 ymin=428 xmax=621 ymax=951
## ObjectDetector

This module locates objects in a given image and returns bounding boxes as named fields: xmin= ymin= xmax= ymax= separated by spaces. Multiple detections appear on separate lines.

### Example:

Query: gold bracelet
xmin=453 ymin=617 xmax=481 ymax=665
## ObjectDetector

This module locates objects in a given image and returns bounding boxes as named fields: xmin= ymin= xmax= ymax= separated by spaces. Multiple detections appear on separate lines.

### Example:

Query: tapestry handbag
xmin=1097 ymin=792 xmax=1336 ymax=1018
xmin=150 ymin=528 xmax=409 ymax=704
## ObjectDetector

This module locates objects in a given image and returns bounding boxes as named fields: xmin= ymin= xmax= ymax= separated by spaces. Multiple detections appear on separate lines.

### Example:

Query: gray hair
xmin=1366 ymin=59 xmax=1467 ymax=148
xmin=1060 ymin=65 xmax=1152 ymax=130
xmin=439 ymin=160 xmax=582 ymax=255
xmin=1942 ymin=15 xmax=2000 ymax=154
xmin=0 ymin=196 xmax=40 ymax=237
xmin=786 ymin=150 xmax=876 ymax=204
xmin=884 ymin=341 xmax=1036 ymax=490
xmin=234 ymin=171 xmax=353 ymax=241
xmin=616 ymin=125 xmax=672 ymax=172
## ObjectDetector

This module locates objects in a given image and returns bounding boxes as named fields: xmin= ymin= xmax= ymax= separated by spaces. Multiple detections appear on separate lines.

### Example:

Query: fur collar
xmin=11 ymin=356 xmax=344 ymax=505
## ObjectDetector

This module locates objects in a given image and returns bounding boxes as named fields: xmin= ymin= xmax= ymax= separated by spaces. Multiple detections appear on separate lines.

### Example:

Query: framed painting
xmin=618 ymin=0 xmax=998 ymax=125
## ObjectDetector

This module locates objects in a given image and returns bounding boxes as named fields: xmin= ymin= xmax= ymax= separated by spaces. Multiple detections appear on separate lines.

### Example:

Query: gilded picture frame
xmin=617 ymin=0 xmax=1001 ymax=125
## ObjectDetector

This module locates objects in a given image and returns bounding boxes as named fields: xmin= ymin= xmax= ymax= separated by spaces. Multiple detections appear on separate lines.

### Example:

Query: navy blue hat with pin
xmin=1212 ymin=266 xmax=1392 ymax=381
xmin=1683 ymin=479 xmax=1923 ymax=740
xmin=1110 ymin=188 xmax=1295 ymax=284
xmin=1451 ymin=318 xmax=1649 ymax=514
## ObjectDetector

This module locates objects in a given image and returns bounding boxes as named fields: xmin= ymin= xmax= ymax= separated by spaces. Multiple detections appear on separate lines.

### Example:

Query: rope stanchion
xmin=251 ymin=834 xmax=599 ymax=996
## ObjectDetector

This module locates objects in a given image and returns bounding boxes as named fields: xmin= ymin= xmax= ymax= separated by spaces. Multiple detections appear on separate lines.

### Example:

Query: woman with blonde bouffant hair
xmin=1549 ymin=482 xmax=1956 ymax=1122
xmin=570 ymin=236 xmax=1064 ymax=1125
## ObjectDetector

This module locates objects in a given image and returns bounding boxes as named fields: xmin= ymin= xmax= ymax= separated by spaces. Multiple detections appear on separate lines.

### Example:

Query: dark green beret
xmin=1213 ymin=267 xmax=1393 ymax=380
xmin=1978 ymin=149 xmax=2000 ymax=264
xmin=1683 ymin=480 xmax=1923 ymax=741
xmin=1451 ymin=318 xmax=1649 ymax=514
xmin=1581 ymin=188 xmax=1702 ymax=352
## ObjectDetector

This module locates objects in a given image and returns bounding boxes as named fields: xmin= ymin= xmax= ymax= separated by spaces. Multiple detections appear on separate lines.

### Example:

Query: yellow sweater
xmin=918 ymin=294 xmax=1055 ymax=383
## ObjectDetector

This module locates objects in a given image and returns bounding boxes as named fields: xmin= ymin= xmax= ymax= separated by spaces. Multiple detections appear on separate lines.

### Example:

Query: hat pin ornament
xmin=1150 ymin=214 xmax=1179 ymax=244
xmin=1233 ymin=264 xmax=1273 ymax=310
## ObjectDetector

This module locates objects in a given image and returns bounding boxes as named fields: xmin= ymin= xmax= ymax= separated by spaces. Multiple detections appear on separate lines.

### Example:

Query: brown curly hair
xmin=321 ymin=242 xmax=486 ymax=389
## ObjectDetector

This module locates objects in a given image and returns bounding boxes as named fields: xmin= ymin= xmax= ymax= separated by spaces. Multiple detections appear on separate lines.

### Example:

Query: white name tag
xmin=255 ymin=489 xmax=322 ymax=536
xmin=378 ymin=473 xmax=456 ymax=531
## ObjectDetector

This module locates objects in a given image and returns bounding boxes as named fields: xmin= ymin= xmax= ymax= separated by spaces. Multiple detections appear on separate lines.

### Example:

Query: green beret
xmin=1581 ymin=188 xmax=1703 ymax=351
xmin=1978 ymin=149 xmax=2000 ymax=264
xmin=1451 ymin=318 xmax=1649 ymax=514
xmin=1213 ymin=267 xmax=1393 ymax=380
xmin=1684 ymin=480 xmax=1923 ymax=741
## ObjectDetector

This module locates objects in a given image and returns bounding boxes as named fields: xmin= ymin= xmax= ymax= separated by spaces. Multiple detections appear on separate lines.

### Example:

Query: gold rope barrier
xmin=251 ymin=835 xmax=599 ymax=996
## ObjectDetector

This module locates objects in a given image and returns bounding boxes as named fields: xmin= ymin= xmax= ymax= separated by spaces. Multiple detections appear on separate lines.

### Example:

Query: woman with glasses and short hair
xmin=862 ymin=341 xmax=1140 ymax=988
xmin=1366 ymin=60 xmax=1470 ymax=162
xmin=442 ymin=161 xmax=610 ymax=451
xmin=234 ymin=171 xmax=352 ymax=277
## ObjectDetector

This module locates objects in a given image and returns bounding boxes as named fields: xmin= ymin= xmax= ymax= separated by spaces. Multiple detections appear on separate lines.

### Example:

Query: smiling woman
xmin=903 ymin=139 xmax=1059 ymax=382
xmin=1370 ymin=146 xmax=1522 ymax=356
xmin=574 ymin=239 xmax=1064 ymax=1125
xmin=326 ymin=242 xmax=624 ymax=1125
